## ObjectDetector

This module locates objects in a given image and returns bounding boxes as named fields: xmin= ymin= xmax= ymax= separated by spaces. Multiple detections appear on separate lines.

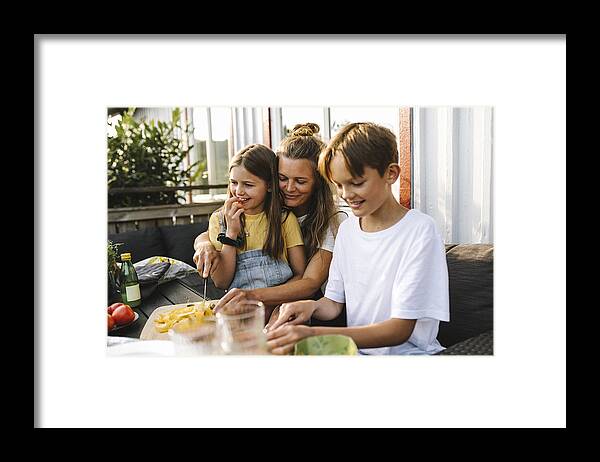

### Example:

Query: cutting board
xmin=139 ymin=301 xmax=217 ymax=341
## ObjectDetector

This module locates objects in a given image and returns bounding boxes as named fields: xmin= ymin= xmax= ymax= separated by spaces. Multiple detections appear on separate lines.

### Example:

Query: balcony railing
xmin=108 ymin=184 xmax=228 ymax=233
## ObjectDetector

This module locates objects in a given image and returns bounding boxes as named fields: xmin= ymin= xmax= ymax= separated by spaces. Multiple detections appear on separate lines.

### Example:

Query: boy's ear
xmin=386 ymin=163 xmax=400 ymax=184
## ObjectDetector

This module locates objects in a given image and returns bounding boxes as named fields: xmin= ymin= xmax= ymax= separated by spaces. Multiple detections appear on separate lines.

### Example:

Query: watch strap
xmin=217 ymin=232 xmax=243 ymax=248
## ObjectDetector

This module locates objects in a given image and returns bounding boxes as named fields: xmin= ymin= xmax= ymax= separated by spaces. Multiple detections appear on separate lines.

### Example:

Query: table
xmin=108 ymin=274 xmax=226 ymax=339
xmin=109 ymin=276 xmax=492 ymax=355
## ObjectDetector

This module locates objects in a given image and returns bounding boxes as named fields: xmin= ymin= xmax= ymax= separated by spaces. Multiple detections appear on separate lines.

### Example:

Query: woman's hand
xmin=264 ymin=300 xmax=317 ymax=332
xmin=266 ymin=324 xmax=314 ymax=355
xmin=213 ymin=288 xmax=260 ymax=313
xmin=223 ymin=196 xmax=244 ymax=237
xmin=193 ymin=242 xmax=219 ymax=278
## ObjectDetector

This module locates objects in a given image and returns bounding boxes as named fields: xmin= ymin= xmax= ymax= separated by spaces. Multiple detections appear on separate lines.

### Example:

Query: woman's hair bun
xmin=291 ymin=123 xmax=320 ymax=137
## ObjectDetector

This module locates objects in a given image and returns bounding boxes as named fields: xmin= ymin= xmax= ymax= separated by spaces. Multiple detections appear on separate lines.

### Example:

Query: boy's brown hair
xmin=318 ymin=122 xmax=398 ymax=181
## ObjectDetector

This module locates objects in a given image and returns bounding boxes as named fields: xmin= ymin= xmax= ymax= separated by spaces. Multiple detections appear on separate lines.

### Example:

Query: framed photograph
xmin=36 ymin=35 xmax=565 ymax=428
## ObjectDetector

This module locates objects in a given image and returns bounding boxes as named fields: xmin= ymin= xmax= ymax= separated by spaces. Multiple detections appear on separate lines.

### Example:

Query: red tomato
xmin=108 ymin=303 xmax=127 ymax=315
xmin=112 ymin=305 xmax=135 ymax=326
xmin=108 ymin=314 xmax=115 ymax=331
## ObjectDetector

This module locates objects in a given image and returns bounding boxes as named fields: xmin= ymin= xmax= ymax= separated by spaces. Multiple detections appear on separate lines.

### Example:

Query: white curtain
xmin=231 ymin=107 xmax=264 ymax=154
xmin=412 ymin=107 xmax=493 ymax=244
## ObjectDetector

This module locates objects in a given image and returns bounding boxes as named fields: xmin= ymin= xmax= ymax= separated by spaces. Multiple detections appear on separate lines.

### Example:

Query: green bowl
xmin=293 ymin=335 xmax=358 ymax=355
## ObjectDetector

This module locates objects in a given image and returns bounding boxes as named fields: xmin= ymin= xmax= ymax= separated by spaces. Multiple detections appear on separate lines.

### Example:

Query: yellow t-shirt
xmin=208 ymin=210 xmax=304 ymax=263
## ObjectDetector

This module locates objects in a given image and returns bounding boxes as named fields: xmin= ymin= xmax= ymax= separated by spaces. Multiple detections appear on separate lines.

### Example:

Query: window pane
xmin=191 ymin=107 xmax=209 ymax=190
xmin=330 ymin=106 xmax=399 ymax=139
xmin=281 ymin=106 xmax=325 ymax=138
xmin=210 ymin=107 xmax=232 ymax=191
xmin=191 ymin=107 xmax=230 ymax=201
xmin=193 ymin=108 xmax=209 ymax=140
xmin=210 ymin=107 xmax=231 ymax=141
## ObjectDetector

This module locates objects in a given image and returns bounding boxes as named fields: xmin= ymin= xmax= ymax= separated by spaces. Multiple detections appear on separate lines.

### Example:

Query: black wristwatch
xmin=217 ymin=233 xmax=243 ymax=248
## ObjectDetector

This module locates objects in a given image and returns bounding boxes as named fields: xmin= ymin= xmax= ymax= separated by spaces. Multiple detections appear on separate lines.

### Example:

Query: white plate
xmin=110 ymin=311 xmax=140 ymax=332
xmin=107 ymin=339 xmax=175 ymax=357
xmin=139 ymin=301 xmax=217 ymax=341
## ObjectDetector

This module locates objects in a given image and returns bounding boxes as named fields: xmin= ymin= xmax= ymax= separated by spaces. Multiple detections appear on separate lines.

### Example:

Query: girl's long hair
xmin=224 ymin=144 xmax=287 ymax=260
xmin=277 ymin=123 xmax=341 ymax=260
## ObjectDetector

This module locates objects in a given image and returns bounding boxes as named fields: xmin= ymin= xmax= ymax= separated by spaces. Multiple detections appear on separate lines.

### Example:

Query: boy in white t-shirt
xmin=266 ymin=122 xmax=450 ymax=355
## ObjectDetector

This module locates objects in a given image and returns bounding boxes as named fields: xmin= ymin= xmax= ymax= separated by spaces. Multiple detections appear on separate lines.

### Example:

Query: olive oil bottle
xmin=119 ymin=252 xmax=141 ymax=308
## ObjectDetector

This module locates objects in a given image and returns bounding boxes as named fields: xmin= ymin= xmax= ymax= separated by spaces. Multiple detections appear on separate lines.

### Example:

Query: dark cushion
xmin=436 ymin=330 xmax=493 ymax=355
xmin=437 ymin=244 xmax=494 ymax=347
xmin=158 ymin=221 xmax=209 ymax=267
xmin=108 ymin=227 xmax=167 ymax=264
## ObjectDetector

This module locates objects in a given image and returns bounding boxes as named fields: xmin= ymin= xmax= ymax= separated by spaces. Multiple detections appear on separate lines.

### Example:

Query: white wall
xmin=412 ymin=107 xmax=493 ymax=244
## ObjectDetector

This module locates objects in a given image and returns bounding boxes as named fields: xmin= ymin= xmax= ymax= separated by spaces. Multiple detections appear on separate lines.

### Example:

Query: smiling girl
xmin=207 ymin=144 xmax=306 ymax=309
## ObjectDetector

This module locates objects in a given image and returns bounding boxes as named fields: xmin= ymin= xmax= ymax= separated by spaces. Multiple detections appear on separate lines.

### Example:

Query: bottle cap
xmin=121 ymin=252 xmax=131 ymax=260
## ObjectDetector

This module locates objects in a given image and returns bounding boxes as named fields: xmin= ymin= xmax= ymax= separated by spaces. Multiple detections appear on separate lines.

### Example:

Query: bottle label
xmin=126 ymin=284 xmax=141 ymax=302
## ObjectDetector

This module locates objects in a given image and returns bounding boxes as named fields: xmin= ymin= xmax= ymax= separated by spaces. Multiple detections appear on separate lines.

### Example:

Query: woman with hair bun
xmin=193 ymin=123 xmax=347 ymax=322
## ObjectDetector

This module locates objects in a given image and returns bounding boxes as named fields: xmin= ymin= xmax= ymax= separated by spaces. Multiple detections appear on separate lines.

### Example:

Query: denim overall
xmin=219 ymin=214 xmax=293 ymax=290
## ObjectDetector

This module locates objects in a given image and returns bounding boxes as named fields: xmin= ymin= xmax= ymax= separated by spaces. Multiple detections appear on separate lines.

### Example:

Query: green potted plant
xmin=107 ymin=240 xmax=123 ymax=302
xmin=107 ymin=107 xmax=200 ymax=208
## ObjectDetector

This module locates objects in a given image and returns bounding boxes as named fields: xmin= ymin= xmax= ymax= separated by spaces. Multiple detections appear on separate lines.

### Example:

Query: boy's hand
xmin=193 ymin=242 xmax=219 ymax=278
xmin=264 ymin=300 xmax=316 ymax=332
xmin=266 ymin=324 xmax=313 ymax=355
xmin=223 ymin=196 xmax=244 ymax=237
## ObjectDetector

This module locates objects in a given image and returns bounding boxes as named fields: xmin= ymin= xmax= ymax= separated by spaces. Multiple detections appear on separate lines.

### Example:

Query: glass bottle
xmin=119 ymin=252 xmax=141 ymax=308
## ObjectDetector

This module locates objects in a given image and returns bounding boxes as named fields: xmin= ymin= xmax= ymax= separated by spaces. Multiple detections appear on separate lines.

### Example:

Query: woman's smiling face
xmin=278 ymin=156 xmax=315 ymax=213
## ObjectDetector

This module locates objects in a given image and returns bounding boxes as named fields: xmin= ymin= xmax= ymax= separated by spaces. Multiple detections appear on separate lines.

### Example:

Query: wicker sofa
xmin=436 ymin=244 xmax=493 ymax=355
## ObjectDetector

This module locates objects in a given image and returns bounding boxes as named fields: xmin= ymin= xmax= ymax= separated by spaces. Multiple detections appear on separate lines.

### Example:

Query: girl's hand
xmin=223 ymin=196 xmax=244 ymax=237
xmin=266 ymin=324 xmax=313 ymax=355
xmin=264 ymin=300 xmax=316 ymax=332
xmin=193 ymin=242 xmax=219 ymax=278
xmin=214 ymin=288 xmax=260 ymax=313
